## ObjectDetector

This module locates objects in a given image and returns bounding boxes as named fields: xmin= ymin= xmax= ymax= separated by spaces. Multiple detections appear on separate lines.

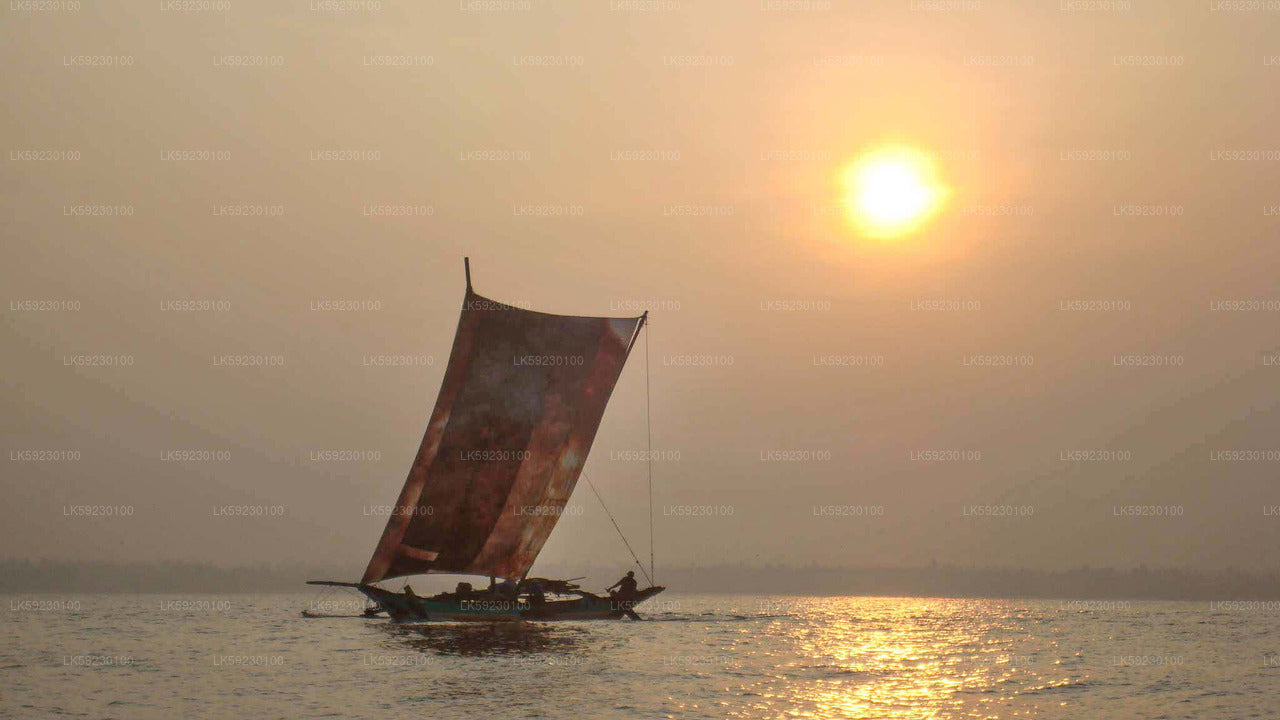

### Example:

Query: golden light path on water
xmin=715 ymin=598 xmax=1083 ymax=720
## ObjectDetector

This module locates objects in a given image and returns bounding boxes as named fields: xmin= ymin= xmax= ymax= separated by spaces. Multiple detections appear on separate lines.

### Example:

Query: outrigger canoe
xmin=307 ymin=259 xmax=666 ymax=622
xmin=309 ymin=579 xmax=664 ymax=621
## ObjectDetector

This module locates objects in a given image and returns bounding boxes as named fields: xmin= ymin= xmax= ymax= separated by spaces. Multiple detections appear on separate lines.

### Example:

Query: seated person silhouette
xmin=607 ymin=570 xmax=639 ymax=599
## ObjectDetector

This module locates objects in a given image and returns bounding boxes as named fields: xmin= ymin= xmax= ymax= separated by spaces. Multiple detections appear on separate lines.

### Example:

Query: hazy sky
xmin=4 ymin=1 xmax=1279 ymax=578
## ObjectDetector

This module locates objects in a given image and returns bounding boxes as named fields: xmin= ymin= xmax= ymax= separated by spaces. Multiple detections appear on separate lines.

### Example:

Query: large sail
xmin=361 ymin=273 xmax=644 ymax=584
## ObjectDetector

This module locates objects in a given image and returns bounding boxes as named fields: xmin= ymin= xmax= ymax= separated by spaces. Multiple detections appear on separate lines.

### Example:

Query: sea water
xmin=3 ymin=594 xmax=1277 ymax=719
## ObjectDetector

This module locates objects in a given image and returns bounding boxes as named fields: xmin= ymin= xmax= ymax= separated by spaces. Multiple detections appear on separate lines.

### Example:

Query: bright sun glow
xmin=842 ymin=147 xmax=948 ymax=239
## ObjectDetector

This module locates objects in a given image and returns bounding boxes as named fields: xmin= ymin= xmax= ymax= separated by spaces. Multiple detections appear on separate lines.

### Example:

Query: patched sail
xmin=361 ymin=273 xmax=644 ymax=583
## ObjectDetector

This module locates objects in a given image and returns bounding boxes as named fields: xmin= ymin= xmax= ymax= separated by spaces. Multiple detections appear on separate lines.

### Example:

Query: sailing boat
xmin=309 ymin=259 xmax=664 ymax=621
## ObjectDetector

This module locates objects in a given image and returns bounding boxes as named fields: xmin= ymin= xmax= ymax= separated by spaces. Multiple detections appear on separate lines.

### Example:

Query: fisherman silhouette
xmin=608 ymin=570 xmax=638 ymax=598
xmin=606 ymin=571 xmax=642 ymax=619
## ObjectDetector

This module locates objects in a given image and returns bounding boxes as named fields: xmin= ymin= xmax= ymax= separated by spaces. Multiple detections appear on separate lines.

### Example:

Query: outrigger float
xmin=308 ymin=259 xmax=664 ymax=621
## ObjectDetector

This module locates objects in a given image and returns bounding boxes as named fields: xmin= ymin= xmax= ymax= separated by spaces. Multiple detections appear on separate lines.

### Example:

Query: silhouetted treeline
xmin=5 ymin=559 xmax=1280 ymax=599
xmin=645 ymin=563 xmax=1280 ymax=600
xmin=0 ymin=559 xmax=342 ymax=593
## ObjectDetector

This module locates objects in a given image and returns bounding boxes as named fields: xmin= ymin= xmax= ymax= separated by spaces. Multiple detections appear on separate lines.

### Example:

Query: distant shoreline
xmin=5 ymin=560 xmax=1280 ymax=601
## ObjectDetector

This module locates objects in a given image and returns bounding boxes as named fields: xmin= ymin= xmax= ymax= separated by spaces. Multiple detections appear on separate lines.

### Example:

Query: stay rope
xmin=644 ymin=320 xmax=655 ymax=585
xmin=581 ymin=317 xmax=657 ymax=589
xmin=583 ymin=471 xmax=653 ymax=587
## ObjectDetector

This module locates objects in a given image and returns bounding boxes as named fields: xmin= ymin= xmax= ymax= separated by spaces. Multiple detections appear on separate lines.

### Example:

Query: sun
xmin=841 ymin=147 xmax=948 ymax=239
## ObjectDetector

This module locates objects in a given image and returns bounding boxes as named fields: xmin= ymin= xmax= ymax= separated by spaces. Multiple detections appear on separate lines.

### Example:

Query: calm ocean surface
xmin=4 ymin=593 xmax=1277 ymax=719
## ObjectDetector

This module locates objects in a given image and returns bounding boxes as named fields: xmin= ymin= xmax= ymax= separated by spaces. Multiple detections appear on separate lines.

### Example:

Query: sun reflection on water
xmin=731 ymin=598 xmax=1077 ymax=720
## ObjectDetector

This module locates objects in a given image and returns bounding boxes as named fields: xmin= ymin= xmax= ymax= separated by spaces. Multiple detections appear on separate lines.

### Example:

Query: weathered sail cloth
xmin=362 ymin=288 xmax=643 ymax=583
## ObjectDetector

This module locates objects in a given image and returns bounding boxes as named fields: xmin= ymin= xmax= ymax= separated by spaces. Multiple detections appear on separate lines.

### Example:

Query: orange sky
xmin=4 ymin=1 xmax=1280 ymax=574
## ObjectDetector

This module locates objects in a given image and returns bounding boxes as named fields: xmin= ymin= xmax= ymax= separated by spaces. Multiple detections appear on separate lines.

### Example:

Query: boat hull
xmin=353 ymin=584 xmax=665 ymax=622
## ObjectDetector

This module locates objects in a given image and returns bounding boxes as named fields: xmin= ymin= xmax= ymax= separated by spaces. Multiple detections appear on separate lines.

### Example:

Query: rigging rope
xmin=644 ymin=319 xmax=655 ymax=585
xmin=583 ymin=471 xmax=653 ymax=587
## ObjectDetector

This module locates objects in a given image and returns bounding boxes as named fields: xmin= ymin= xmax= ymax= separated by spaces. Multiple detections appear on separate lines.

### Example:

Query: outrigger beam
xmin=306 ymin=580 xmax=365 ymax=588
